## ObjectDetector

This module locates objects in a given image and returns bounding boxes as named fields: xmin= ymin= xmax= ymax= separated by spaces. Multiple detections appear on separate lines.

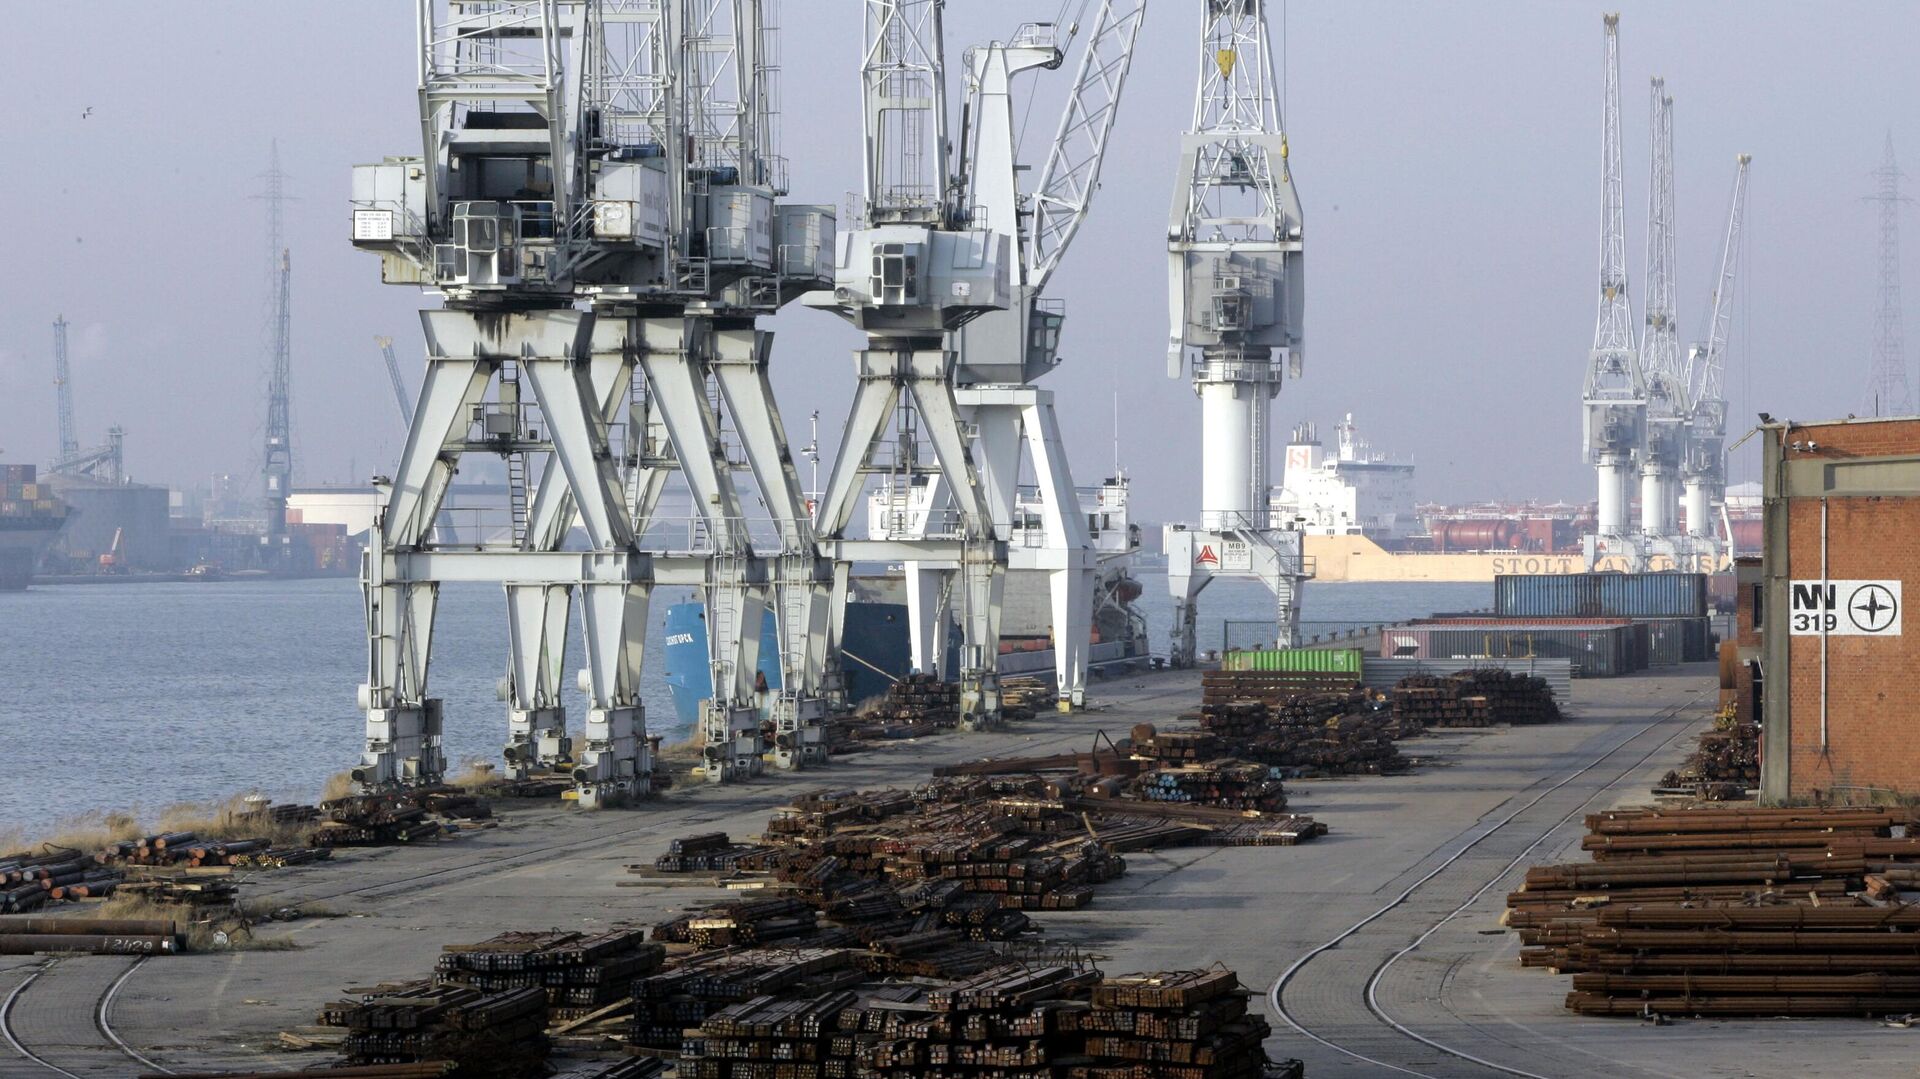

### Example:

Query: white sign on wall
xmin=1789 ymin=579 xmax=1903 ymax=636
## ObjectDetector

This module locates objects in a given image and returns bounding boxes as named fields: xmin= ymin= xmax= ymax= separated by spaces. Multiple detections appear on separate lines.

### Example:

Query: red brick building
xmin=1759 ymin=416 xmax=1920 ymax=802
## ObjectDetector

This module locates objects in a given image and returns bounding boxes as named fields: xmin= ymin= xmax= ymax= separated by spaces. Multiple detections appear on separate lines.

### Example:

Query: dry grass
xmin=448 ymin=758 xmax=502 ymax=793
xmin=31 ymin=811 xmax=144 ymax=858
xmin=320 ymin=771 xmax=357 ymax=803
xmin=153 ymin=794 xmax=316 ymax=848
xmin=84 ymin=894 xmax=300 ymax=952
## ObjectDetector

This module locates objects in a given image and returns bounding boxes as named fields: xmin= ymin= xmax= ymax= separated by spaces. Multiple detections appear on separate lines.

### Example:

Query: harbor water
xmin=0 ymin=574 xmax=1486 ymax=834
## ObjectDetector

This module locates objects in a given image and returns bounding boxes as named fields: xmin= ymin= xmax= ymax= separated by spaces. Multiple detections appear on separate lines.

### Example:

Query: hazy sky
xmin=2 ymin=1 xmax=1916 ymax=521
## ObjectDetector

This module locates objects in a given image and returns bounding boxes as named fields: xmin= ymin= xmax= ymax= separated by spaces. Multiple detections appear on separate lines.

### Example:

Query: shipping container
xmin=1380 ymin=622 xmax=1647 ymax=677
xmin=1493 ymin=572 xmax=1708 ymax=619
xmin=1 ymin=464 xmax=34 ymax=485
xmin=1223 ymin=647 xmax=1364 ymax=674
xmin=1642 ymin=616 xmax=1714 ymax=666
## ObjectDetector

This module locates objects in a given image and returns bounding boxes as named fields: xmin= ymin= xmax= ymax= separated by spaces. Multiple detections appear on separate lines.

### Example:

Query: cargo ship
xmin=0 ymin=464 xmax=71 ymax=590
xmin=661 ymin=477 xmax=1152 ymax=727
xmin=1273 ymin=415 xmax=1742 ymax=582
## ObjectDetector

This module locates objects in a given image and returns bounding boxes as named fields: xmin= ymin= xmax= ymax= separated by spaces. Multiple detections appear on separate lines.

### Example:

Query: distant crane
xmin=1681 ymin=154 xmax=1750 ymax=540
xmin=52 ymin=317 xmax=77 ymax=461
xmin=48 ymin=315 xmax=126 ymax=483
xmin=374 ymin=336 xmax=412 ymax=428
xmin=261 ymin=144 xmax=293 ymax=559
xmin=1581 ymin=13 xmax=1647 ymax=555
xmin=1639 ymin=78 xmax=1683 ymax=541
xmin=1864 ymin=136 xmax=1914 ymax=416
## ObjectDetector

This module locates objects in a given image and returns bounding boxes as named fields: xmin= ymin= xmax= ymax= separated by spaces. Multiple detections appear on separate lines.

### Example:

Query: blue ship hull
xmin=662 ymin=601 xmax=949 ymax=729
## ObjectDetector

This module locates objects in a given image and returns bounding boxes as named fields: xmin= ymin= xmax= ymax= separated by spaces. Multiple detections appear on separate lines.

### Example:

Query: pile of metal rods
xmin=1507 ymin=805 xmax=1920 ymax=1017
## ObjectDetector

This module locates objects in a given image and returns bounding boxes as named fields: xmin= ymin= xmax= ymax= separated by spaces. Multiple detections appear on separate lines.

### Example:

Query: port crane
xmin=1638 ymin=79 xmax=1684 ymax=544
xmin=875 ymin=3 xmax=1148 ymax=710
xmin=1680 ymin=154 xmax=1750 ymax=541
xmin=48 ymin=316 xmax=126 ymax=484
xmin=804 ymin=0 xmax=1016 ymax=727
xmin=262 ymin=146 xmax=294 ymax=566
xmin=350 ymin=1 xmax=834 ymax=801
xmin=1581 ymin=13 xmax=1647 ymax=564
xmin=1161 ymin=0 xmax=1308 ymax=668
xmin=574 ymin=0 xmax=837 ymax=782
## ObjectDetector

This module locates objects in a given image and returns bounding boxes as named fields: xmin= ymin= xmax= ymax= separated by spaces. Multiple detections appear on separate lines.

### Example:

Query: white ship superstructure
xmin=1273 ymin=415 xmax=1417 ymax=539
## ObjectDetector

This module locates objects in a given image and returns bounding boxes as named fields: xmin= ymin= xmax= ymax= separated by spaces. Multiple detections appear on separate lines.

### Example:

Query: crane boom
xmin=52 ymin=317 xmax=77 ymax=462
xmin=375 ymin=335 xmax=413 ymax=427
xmin=1690 ymin=154 xmax=1750 ymax=430
xmin=1027 ymin=0 xmax=1148 ymax=292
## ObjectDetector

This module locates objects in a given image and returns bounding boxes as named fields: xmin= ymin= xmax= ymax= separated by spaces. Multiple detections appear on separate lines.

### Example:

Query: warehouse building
xmin=1759 ymin=416 xmax=1920 ymax=802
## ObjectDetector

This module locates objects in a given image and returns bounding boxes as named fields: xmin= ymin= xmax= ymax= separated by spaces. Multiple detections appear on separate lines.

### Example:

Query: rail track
xmin=1269 ymin=692 xmax=1708 ymax=1079
xmin=2 ymin=955 xmax=171 ymax=1076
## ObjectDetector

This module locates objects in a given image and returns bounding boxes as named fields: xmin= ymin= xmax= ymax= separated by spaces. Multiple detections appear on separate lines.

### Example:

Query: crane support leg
xmin=1020 ymin=394 xmax=1092 ymax=709
xmin=503 ymin=583 xmax=573 ymax=774
xmin=709 ymin=325 xmax=832 ymax=768
xmin=901 ymin=359 xmax=1003 ymax=729
xmin=631 ymin=317 xmax=767 ymax=782
xmin=575 ymin=581 xmax=651 ymax=807
xmin=905 ymin=562 xmax=953 ymax=676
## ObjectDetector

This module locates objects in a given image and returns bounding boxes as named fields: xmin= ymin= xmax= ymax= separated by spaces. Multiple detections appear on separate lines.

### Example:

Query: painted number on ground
xmin=1789 ymin=579 xmax=1902 ymax=636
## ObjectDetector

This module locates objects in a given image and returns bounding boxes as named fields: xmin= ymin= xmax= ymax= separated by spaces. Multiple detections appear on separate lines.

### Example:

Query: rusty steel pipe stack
xmin=1507 ymin=804 xmax=1920 ymax=1017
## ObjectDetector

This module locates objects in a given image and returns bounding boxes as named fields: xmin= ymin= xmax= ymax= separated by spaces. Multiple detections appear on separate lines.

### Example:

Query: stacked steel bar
xmin=318 ymin=981 xmax=549 ymax=1068
xmin=315 ymin=789 xmax=492 ymax=847
xmin=653 ymin=897 xmax=822 ymax=948
xmin=649 ymin=832 xmax=784 ymax=873
xmin=1507 ymin=805 xmax=1920 ymax=1017
xmin=676 ymin=990 xmax=858 ymax=1079
xmin=628 ymin=949 xmax=862 ymax=1050
xmin=1200 ymin=669 xmax=1360 ymax=707
xmin=435 ymin=929 xmax=665 ymax=1016
xmin=1130 ymin=761 xmax=1287 ymax=812
xmin=1391 ymin=669 xmax=1559 ymax=729
xmin=1657 ymin=710 xmax=1759 ymax=800
xmin=1073 ymin=969 xmax=1283 ymax=1079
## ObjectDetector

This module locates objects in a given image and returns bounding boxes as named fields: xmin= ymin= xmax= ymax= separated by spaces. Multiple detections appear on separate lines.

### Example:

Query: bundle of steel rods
xmin=1392 ymin=669 xmax=1559 ymax=728
xmin=436 ymin=929 xmax=664 ymax=1015
xmin=1508 ymin=804 xmax=1920 ymax=1017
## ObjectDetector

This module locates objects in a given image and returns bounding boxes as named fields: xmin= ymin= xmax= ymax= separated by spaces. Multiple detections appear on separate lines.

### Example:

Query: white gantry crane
xmin=1582 ymin=13 xmax=1647 ymax=563
xmin=896 ymin=3 xmax=1148 ymax=710
xmin=1638 ymin=78 xmax=1684 ymax=544
xmin=348 ymin=1 xmax=835 ymax=802
xmin=1162 ymin=0 xmax=1308 ymax=668
xmin=1681 ymin=154 xmax=1750 ymax=543
xmin=804 ymin=0 xmax=1016 ymax=728
xmin=573 ymin=1 xmax=836 ymax=782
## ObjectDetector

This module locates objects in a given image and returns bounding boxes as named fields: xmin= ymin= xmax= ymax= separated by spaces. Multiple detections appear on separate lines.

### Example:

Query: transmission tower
xmin=1866 ymin=135 xmax=1914 ymax=416
xmin=262 ymin=142 xmax=294 ymax=557
xmin=52 ymin=317 xmax=77 ymax=461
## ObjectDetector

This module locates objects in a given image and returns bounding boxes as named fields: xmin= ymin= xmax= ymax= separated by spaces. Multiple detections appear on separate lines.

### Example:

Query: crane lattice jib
xmin=1689 ymin=154 xmax=1749 ymax=435
xmin=52 ymin=317 xmax=77 ymax=461
xmin=1027 ymin=0 xmax=1148 ymax=293
xmin=1175 ymin=1 xmax=1290 ymax=248
xmin=861 ymin=0 xmax=951 ymax=223
xmin=1642 ymin=80 xmax=1683 ymax=408
xmin=1585 ymin=14 xmax=1643 ymax=404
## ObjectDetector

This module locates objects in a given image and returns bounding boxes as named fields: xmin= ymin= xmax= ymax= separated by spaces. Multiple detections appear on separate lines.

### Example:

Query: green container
xmin=1224 ymin=647 xmax=1364 ymax=674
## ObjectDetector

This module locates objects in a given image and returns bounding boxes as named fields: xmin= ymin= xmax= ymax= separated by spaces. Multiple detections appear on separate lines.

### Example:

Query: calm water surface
xmin=0 ymin=573 xmax=1486 ymax=833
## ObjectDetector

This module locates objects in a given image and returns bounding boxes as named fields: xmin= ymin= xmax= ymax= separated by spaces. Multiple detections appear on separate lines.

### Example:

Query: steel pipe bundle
xmin=1509 ymin=804 xmax=1920 ymax=1018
